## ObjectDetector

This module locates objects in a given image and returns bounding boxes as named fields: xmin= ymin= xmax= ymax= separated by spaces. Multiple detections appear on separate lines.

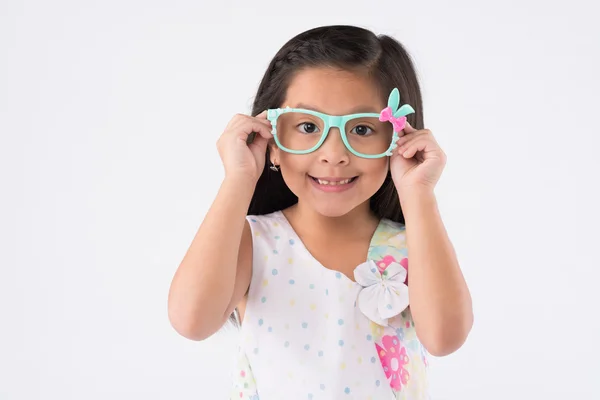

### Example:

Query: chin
xmin=308 ymin=199 xmax=364 ymax=219
xmin=314 ymin=204 xmax=354 ymax=218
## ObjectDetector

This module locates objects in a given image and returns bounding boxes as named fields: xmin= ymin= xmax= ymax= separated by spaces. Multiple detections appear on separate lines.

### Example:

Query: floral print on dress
xmin=366 ymin=219 xmax=430 ymax=399
xmin=230 ymin=213 xmax=430 ymax=400
xmin=376 ymin=334 xmax=410 ymax=391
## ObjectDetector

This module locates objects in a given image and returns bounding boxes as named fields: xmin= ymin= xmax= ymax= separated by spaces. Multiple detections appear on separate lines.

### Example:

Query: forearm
xmin=168 ymin=177 xmax=255 ymax=338
xmin=400 ymin=188 xmax=473 ymax=356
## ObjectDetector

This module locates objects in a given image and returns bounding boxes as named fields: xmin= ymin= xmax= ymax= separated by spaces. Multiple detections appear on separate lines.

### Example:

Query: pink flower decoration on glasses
xmin=379 ymin=106 xmax=407 ymax=132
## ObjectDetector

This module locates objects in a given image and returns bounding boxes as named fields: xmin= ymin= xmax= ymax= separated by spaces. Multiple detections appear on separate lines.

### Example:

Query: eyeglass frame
xmin=266 ymin=88 xmax=415 ymax=159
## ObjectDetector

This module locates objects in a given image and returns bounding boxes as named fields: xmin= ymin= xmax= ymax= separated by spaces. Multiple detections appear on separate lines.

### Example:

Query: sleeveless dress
xmin=229 ymin=211 xmax=430 ymax=400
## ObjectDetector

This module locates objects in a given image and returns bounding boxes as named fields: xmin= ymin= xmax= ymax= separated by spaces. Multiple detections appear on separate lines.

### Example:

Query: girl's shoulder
xmin=373 ymin=218 xmax=407 ymax=246
xmin=245 ymin=211 xmax=285 ymax=233
xmin=245 ymin=211 xmax=292 ymax=245
xmin=246 ymin=211 xmax=283 ymax=223
xmin=369 ymin=218 xmax=408 ymax=266
xmin=378 ymin=217 xmax=406 ymax=233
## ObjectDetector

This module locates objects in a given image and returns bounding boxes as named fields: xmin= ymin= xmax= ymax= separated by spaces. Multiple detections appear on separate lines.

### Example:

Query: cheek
xmin=279 ymin=153 xmax=309 ymax=174
xmin=359 ymin=159 xmax=389 ymax=192
xmin=278 ymin=154 xmax=312 ymax=190
xmin=363 ymin=158 xmax=389 ymax=178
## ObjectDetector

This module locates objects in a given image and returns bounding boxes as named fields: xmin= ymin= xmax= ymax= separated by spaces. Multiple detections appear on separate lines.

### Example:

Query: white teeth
xmin=316 ymin=178 xmax=352 ymax=185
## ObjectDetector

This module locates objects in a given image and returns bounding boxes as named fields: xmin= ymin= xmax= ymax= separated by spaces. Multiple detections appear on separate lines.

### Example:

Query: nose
xmin=317 ymin=126 xmax=350 ymax=165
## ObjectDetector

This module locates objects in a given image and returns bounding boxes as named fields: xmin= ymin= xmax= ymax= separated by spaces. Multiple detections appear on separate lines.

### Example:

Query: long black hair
xmin=247 ymin=24 xmax=425 ymax=224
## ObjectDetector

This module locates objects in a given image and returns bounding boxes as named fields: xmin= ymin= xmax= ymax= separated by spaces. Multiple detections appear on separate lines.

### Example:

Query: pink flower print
xmin=377 ymin=255 xmax=409 ymax=284
xmin=377 ymin=255 xmax=396 ymax=273
xmin=400 ymin=257 xmax=408 ymax=270
xmin=400 ymin=257 xmax=408 ymax=284
xmin=376 ymin=334 xmax=410 ymax=391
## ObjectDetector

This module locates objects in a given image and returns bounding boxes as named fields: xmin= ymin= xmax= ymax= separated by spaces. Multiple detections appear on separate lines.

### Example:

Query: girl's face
xmin=270 ymin=67 xmax=389 ymax=218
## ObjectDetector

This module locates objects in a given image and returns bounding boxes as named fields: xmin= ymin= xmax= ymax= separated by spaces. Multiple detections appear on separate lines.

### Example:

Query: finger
xmin=254 ymin=110 xmax=268 ymax=119
xmin=401 ymin=138 xmax=434 ymax=158
xmin=250 ymin=110 xmax=273 ymax=130
xmin=397 ymin=135 xmax=424 ymax=154
xmin=241 ymin=119 xmax=273 ymax=146
xmin=403 ymin=121 xmax=418 ymax=134
xmin=232 ymin=112 xmax=272 ymax=131
xmin=395 ymin=129 xmax=426 ymax=147
xmin=248 ymin=132 xmax=269 ymax=154
xmin=395 ymin=130 xmax=417 ymax=145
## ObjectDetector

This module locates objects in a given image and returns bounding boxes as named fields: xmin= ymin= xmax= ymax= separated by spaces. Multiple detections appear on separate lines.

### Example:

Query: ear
xmin=268 ymin=140 xmax=280 ymax=165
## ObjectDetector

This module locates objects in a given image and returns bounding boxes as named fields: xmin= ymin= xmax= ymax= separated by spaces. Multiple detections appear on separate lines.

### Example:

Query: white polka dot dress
xmin=230 ymin=211 xmax=430 ymax=400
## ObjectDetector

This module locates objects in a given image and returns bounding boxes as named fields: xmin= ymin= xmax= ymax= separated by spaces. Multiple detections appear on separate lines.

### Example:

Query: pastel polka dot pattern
xmin=230 ymin=212 xmax=429 ymax=400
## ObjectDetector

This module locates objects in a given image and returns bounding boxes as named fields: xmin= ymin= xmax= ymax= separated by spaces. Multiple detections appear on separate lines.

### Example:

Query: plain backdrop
xmin=1 ymin=0 xmax=599 ymax=399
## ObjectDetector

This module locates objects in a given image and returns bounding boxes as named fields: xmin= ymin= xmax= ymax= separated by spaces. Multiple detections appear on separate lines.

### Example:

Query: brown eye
xmin=352 ymin=125 xmax=373 ymax=136
xmin=298 ymin=122 xmax=319 ymax=134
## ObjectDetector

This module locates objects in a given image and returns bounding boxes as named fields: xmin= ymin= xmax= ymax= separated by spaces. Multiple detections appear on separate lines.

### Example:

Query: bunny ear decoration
xmin=386 ymin=88 xmax=415 ymax=118
xmin=387 ymin=88 xmax=400 ymax=111
xmin=393 ymin=104 xmax=415 ymax=118
xmin=380 ymin=88 xmax=415 ymax=135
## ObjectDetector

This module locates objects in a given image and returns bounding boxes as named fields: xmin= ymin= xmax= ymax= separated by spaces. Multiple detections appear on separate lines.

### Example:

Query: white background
xmin=1 ymin=0 xmax=599 ymax=399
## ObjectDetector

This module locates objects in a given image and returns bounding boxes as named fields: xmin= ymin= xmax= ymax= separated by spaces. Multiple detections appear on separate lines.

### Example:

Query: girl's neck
xmin=282 ymin=200 xmax=379 ymax=241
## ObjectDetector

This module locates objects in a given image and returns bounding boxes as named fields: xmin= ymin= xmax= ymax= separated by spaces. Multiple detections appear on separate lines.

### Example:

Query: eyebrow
xmin=293 ymin=103 xmax=381 ymax=114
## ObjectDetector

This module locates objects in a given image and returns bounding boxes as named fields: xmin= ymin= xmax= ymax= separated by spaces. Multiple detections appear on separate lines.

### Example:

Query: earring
xmin=269 ymin=162 xmax=279 ymax=172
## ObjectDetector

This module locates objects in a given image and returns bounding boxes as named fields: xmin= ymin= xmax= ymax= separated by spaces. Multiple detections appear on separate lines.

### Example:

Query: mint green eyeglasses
xmin=266 ymin=88 xmax=415 ymax=159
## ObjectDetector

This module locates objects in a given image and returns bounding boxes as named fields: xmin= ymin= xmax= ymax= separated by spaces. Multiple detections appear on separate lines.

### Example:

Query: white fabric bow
xmin=354 ymin=259 xmax=409 ymax=326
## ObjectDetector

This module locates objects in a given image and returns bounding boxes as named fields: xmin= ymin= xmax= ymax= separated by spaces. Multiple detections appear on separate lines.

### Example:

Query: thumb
xmin=403 ymin=120 xmax=417 ymax=135
xmin=255 ymin=109 xmax=268 ymax=119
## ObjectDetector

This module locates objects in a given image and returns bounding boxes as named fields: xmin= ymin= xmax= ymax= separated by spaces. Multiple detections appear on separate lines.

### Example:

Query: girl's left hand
xmin=390 ymin=122 xmax=447 ymax=193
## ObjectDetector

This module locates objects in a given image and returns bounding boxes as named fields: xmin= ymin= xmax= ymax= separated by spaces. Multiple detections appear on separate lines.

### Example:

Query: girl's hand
xmin=390 ymin=122 xmax=447 ymax=194
xmin=216 ymin=110 xmax=273 ymax=183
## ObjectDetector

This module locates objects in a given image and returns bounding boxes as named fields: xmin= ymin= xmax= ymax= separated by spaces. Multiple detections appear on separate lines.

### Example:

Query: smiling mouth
xmin=309 ymin=176 xmax=358 ymax=186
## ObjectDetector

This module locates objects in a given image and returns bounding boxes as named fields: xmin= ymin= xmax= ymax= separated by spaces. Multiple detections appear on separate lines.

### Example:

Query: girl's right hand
xmin=216 ymin=110 xmax=273 ymax=183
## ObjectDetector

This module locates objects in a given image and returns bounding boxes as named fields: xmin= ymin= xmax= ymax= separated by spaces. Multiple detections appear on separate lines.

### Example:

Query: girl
xmin=168 ymin=25 xmax=473 ymax=400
